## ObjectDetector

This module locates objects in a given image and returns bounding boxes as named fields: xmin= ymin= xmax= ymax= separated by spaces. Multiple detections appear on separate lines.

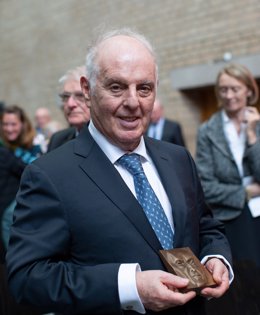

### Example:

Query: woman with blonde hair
xmin=196 ymin=63 xmax=260 ymax=313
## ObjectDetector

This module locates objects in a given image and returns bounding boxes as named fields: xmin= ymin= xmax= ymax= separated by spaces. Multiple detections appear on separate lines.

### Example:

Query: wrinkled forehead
xmin=96 ymin=35 xmax=156 ymax=69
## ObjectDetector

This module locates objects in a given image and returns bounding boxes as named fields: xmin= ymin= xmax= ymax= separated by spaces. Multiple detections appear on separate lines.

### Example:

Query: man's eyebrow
xmin=141 ymin=80 xmax=154 ymax=84
xmin=102 ymin=77 xmax=125 ymax=85
xmin=138 ymin=81 xmax=155 ymax=86
xmin=102 ymin=77 xmax=155 ymax=88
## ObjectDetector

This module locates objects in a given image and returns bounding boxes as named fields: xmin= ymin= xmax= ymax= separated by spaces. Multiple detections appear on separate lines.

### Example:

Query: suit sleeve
xmin=6 ymin=163 xmax=122 ymax=315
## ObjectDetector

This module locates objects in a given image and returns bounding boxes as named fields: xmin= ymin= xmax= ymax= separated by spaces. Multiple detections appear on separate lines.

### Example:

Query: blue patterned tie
xmin=118 ymin=153 xmax=174 ymax=249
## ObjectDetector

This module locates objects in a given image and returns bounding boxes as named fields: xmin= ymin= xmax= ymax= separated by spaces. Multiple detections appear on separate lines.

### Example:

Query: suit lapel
xmin=67 ymin=127 xmax=76 ymax=141
xmin=74 ymin=127 xmax=162 ymax=252
xmin=206 ymin=111 xmax=234 ymax=161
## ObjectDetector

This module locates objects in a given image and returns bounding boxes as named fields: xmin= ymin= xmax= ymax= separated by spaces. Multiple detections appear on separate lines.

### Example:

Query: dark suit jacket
xmin=147 ymin=119 xmax=185 ymax=147
xmin=0 ymin=147 xmax=25 ymax=213
xmin=6 ymin=126 xmax=231 ymax=315
xmin=161 ymin=119 xmax=185 ymax=146
xmin=196 ymin=111 xmax=260 ymax=221
xmin=0 ymin=147 xmax=26 ymax=262
xmin=47 ymin=127 xmax=76 ymax=152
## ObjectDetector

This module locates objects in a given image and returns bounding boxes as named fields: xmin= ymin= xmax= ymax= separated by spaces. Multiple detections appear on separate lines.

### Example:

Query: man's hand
xmin=200 ymin=258 xmax=230 ymax=298
xmin=136 ymin=270 xmax=196 ymax=312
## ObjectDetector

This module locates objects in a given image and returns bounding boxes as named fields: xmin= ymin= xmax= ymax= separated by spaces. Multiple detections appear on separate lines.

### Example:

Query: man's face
xmin=82 ymin=36 xmax=157 ymax=151
xmin=61 ymin=80 xmax=90 ymax=130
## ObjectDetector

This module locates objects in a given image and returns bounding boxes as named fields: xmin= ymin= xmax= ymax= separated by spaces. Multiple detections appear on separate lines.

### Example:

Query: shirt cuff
xmin=118 ymin=263 xmax=146 ymax=314
xmin=201 ymin=255 xmax=234 ymax=283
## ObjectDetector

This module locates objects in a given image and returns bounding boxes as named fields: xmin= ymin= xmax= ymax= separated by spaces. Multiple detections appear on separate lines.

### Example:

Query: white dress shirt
xmin=222 ymin=110 xmax=253 ymax=186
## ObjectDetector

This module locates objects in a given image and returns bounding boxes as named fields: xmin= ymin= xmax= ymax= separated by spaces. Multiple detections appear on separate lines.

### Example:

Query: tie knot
xmin=118 ymin=153 xmax=144 ymax=176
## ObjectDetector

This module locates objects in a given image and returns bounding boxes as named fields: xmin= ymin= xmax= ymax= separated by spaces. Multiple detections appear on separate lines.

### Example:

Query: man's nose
xmin=67 ymin=94 xmax=78 ymax=107
xmin=125 ymin=88 xmax=139 ymax=107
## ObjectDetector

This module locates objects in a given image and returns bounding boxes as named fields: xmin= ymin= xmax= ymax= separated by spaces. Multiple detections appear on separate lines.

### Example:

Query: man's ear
xmin=80 ymin=76 xmax=90 ymax=101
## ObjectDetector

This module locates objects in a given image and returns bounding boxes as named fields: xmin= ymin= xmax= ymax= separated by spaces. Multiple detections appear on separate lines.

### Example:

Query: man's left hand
xmin=200 ymin=258 xmax=230 ymax=298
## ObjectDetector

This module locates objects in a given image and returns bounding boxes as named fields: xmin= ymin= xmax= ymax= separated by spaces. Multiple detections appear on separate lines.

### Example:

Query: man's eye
xmin=74 ymin=92 xmax=85 ymax=101
xmin=110 ymin=84 xmax=122 ymax=93
xmin=139 ymin=85 xmax=152 ymax=96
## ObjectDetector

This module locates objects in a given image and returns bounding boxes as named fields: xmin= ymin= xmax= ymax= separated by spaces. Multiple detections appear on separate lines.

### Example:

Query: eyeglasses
xmin=59 ymin=92 xmax=85 ymax=103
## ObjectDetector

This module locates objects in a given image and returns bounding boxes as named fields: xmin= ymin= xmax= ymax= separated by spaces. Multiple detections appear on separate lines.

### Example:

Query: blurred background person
xmin=0 ymin=105 xmax=42 ymax=315
xmin=34 ymin=107 xmax=52 ymax=134
xmin=196 ymin=63 xmax=260 ymax=314
xmin=47 ymin=65 xmax=90 ymax=152
xmin=146 ymin=98 xmax=186 ymax=146
xmin=43 ymin=120 xmax=64 ymax=142
xmin=34 ymin=107 xmax=64 ymax=153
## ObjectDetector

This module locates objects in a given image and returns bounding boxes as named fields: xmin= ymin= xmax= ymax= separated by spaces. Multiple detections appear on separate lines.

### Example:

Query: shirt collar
xmin=88 ymin=120 xmax=151 ymax=164
xmin=221 ymin=109 xmax=247 ymax=131
xmin=221 ymin=109 xmax=231 ymax=124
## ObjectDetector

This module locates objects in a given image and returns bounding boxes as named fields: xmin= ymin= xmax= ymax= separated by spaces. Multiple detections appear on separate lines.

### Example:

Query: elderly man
xmin=47 ymin=65 xmax=90 ymax=151
xmin=7 ymin=29 xmax=232 ymax=315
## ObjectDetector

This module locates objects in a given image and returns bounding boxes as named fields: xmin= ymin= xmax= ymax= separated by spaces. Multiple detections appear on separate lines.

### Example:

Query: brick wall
xmin=1 ymin=0 xmax=260 ymax=154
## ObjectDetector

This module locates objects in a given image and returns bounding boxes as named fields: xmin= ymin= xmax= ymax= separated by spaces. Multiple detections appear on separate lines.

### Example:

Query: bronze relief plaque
xmin=159 ymin=247 xmax=217 ymax=293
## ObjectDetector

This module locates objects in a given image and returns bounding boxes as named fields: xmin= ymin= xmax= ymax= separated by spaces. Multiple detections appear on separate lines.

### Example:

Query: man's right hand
xmin=136 ymin=270 xmax=196 ymax=312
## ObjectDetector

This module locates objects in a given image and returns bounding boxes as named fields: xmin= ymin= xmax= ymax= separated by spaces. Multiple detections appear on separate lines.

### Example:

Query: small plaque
xmin=159 ymin=247 xmax=217 ymax=293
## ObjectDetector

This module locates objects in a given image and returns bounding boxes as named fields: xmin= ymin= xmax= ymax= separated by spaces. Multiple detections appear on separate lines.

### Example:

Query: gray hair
xmin=58 ymin=65 xmax=86 ymax=86
xmin=85 ymin=28 xmax=158 ymax=91
xmin=57 ymin=65 xmax=86 ymax=107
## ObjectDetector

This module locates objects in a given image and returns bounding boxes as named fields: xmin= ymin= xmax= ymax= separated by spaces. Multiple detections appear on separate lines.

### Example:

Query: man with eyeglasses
xmin=47 ymin=66 xmax=90 ymax=152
